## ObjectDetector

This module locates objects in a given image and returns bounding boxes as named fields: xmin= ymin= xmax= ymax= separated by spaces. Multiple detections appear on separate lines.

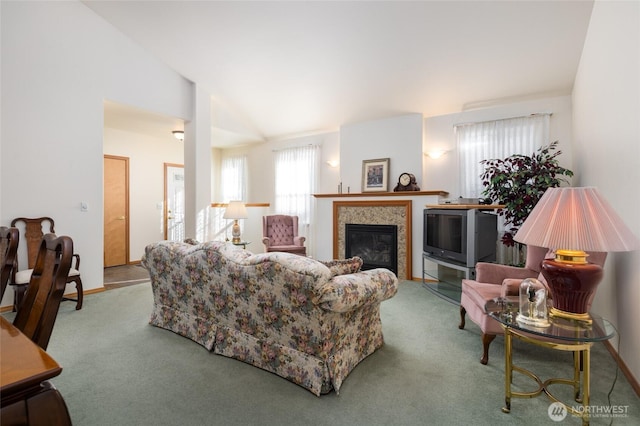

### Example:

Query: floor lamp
xmin=514 ymin=187 xmax=640 ymax=323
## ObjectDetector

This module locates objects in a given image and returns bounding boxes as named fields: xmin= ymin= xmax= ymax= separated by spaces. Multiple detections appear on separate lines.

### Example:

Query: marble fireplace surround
xmin=333 ymin=200 xmax=412 ymax=280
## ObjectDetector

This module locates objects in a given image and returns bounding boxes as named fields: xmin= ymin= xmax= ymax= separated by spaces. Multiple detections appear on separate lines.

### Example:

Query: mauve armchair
xmin=262 ymin=215 xmax=307 ymax=256
xmin=459 ymin=245 xmax=606 ymax=365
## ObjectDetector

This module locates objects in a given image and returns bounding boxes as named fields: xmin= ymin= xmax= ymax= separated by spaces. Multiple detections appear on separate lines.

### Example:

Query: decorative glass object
xmin=516 ymin=278 xmax=550 ymax=327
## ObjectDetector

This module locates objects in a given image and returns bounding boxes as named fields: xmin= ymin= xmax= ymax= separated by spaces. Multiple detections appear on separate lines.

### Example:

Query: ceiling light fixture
xmin=172 ymin=130 xmax=184 ymax=141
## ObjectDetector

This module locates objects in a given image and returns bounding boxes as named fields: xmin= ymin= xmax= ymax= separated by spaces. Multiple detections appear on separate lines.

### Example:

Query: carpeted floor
xmin=4 ymin=281 xmax=639 ymax=425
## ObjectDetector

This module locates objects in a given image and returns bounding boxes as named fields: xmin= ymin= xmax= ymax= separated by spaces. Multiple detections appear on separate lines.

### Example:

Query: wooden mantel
xmin=313 ymin=190 xmax=448 ymax=198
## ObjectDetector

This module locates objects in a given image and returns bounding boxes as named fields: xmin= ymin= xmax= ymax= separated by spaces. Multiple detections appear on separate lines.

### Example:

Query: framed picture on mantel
xmin=362 ymin=158 xmax=389 ymax=192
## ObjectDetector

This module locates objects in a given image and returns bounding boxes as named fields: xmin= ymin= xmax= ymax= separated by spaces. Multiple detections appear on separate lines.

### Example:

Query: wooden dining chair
xmin=12 ymin=234 xmax=73 ymax=350
xmin=0 ymin=226 xmax=19 ymax=302
xmin=10 ymin=217 xmax=83 ymax=311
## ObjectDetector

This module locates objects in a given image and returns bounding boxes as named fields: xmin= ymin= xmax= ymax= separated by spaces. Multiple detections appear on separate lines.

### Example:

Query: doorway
xmin=104 ymin=155 xmax=130 ymax=267
xmin=164 ymin=163 xmax=185 ymax=241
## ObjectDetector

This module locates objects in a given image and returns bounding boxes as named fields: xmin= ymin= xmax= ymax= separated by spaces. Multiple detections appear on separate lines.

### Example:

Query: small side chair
xmin=10 ymin=217 xmax=83 ymax=311
xmin=13 ymin=234 xmax=73 ymax=350
xmin=0 ymin=226 xmax=19 ymax=302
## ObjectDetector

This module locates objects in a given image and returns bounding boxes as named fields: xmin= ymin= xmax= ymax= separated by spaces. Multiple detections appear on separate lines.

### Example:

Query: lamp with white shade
xmin=223 ymin=201 xmax=248 ymax=243
xmin=514 ymin=187 xmax=640 ymax=323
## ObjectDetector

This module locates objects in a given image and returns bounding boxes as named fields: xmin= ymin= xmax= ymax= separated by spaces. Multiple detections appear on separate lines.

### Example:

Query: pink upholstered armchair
xmin=262 ymin=215 xmax=306 ymax=256
xmin=459 ymin=245 xmax=606 ymax=365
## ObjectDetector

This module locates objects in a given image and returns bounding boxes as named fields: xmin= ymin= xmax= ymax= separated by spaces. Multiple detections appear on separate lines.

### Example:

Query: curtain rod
xmin=454 ymin=112 xmax=552 ymax=128
xmin=271 ymin=144 xmax=320 ymax=152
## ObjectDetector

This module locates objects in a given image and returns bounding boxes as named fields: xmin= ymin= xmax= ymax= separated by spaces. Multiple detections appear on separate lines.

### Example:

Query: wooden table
xmin=1 ymin=316 xmax=62 ymax=404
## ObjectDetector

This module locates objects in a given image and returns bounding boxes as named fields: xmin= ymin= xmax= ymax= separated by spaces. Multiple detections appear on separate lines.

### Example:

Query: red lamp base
xmin=540 ymin=252 xmax=603 ymax=324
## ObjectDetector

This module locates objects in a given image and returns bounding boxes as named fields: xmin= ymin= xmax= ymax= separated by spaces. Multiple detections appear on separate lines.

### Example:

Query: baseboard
xmin=411 ymin=276 xmax=436 ymax=283
xmin=0 ymin=287 xmax=106 ymax=313
xmin=603 ymin=339 xmax=640 ymax=398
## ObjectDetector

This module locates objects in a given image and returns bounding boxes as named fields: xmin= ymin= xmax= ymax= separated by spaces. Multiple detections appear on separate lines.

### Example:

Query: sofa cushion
xmin=319 ymin=257 xmax=363 ymax=277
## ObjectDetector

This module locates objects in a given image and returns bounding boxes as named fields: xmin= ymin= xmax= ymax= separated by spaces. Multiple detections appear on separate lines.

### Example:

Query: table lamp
xmin=223 ymin=201 xmax=248 ymax=244
xmin=514 ymin=187 xmax=640 ymax=323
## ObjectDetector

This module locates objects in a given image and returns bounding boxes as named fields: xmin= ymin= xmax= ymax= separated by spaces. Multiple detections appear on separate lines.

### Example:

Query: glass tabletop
xmin=486 ymin=297 xmax=616 ymax=343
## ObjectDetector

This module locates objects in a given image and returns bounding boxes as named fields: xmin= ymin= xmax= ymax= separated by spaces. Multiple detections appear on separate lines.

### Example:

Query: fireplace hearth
xmin=345 ymin=224 xmax=398 ymax=275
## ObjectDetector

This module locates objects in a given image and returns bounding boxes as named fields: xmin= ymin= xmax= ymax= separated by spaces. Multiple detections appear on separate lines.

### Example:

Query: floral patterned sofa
xmin=141 ymin=240 xmax=399 ymax=396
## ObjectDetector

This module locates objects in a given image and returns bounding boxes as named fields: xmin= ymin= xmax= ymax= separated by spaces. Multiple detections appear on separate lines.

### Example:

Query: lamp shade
xmin=514 ymin=187 xmax=640 ymax=252
xmin=223 ymin=201 xmax=248 ymax=220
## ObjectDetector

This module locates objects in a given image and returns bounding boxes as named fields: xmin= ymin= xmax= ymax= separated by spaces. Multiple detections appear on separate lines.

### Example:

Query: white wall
xmin=0 ymin=1 xmax=193 ymax=306
xmin=103 ymin=127 xmax=184 ymax=262
xmin=340 ymin=114 xmax=424 ymax=193
xmin=423 ymin=96 xmax=574 ymax=198
xmin=218 ymin=131 xmax=339 ymax=258
xmin=572 ymin=0 xmax=640 ymax=383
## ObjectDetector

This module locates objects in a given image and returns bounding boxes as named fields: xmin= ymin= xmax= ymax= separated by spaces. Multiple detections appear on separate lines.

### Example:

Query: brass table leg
xmin=582 ymin=348 xmax=590 ymax=426
xmin=502 ymin=326 xmax=512 ymax=413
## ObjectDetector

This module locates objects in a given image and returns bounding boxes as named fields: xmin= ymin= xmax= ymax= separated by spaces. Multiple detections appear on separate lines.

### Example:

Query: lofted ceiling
xmin=88 ymin=0 xmax=594 ymax=147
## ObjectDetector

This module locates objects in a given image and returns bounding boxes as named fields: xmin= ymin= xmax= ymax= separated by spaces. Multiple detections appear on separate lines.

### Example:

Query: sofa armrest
xmin=476 ymin=262 xmax=538 ymax=285
xmin=316 ymin=269 xmax=399 ymax=313
xmin=262 ymin=237 xmax=271 ymax=247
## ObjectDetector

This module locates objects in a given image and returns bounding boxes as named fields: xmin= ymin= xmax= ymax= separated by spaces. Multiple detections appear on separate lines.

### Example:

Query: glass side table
xmin=486 ymin=298 xmax=615 ymax=426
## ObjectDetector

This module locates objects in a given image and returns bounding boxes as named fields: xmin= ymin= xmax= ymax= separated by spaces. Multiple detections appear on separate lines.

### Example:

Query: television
xmin=423 ymin=208 xmax=498 ymax=267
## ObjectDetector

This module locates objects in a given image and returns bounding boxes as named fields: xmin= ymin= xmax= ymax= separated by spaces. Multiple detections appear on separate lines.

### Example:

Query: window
xmin=456 ymin=114 xmax=550 ymax=199
xmin=274 ymin=145 xmax=319 ymax=252
xmin=221 ymin=155 xmax=247 ymax=202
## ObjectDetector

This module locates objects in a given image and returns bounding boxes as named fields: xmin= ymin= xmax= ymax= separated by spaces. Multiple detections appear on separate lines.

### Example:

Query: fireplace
xmin=345 ymin=224 xmax=398 ymax=275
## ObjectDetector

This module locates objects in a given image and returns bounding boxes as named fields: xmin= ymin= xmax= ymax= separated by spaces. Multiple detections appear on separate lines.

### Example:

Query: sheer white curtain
xmin=221 ymin=155 xmax=247 ymax=202
xmin=456 ymin=114 xmax=550 ymax=264
xmin=274 ymin=145 xmax=319 ymax=256
xmin=216 ymin=155 xmax=247 ymax=241
xmin=456 ymin=114 xmax=550 ymax=199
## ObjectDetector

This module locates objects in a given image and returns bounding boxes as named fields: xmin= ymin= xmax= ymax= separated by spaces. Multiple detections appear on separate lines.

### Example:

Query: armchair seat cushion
xmin=14 ymin=269 xmax=33 ymax=285
xmin=462 ymin=281 xmax=502 ymax=310
xmin=267 ymin=245 xmax=306 ymax=253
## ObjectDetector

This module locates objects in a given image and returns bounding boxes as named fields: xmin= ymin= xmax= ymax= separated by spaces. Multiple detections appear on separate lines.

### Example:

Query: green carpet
xmin=7 ymin=281 xmax=638 ymax=425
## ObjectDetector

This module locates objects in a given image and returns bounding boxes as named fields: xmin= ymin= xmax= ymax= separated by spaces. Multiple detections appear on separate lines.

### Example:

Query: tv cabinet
xmin=422 ymin=253 xmax=475 ymax=305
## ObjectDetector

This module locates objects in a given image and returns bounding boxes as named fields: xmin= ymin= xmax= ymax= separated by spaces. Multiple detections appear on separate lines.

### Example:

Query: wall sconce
xmin=172 ymin=130 xmax=184 ymax=141
xmin=326 ymin=160 xmax=339 ymax=167
xmin=425 ymin=150 xmax=447 ymax=159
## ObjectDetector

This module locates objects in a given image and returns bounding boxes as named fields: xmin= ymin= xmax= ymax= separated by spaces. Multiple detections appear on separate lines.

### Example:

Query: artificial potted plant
xmin=480 ymin=141 xmax=573 ymax=261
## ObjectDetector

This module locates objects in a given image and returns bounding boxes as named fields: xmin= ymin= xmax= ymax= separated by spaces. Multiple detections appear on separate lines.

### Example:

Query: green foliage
xmin=480 ymin=141 xmax=573 ymax=246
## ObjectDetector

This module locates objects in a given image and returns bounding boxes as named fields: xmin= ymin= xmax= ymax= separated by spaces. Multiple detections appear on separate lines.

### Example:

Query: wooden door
xmin=104 ymin=155 xmax=129 ymax=267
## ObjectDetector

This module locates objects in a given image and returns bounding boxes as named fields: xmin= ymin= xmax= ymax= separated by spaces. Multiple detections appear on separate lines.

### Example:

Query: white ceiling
xmin=89 ymin=0 xmax=594 ymax=147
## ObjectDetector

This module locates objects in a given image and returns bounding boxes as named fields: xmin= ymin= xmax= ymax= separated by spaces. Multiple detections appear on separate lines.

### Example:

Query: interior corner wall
xmin=0 ymin=1 xmax=192 ymax=306
xmin=184 ymin=85 xmax=213 ymax=242
xmin=340 ymin=114 xmax=423 ymax=193
xmin=423 ymin=96 xmax=573 ymax=199
xmin=572 ymin=0 xmax=640 ymax=384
